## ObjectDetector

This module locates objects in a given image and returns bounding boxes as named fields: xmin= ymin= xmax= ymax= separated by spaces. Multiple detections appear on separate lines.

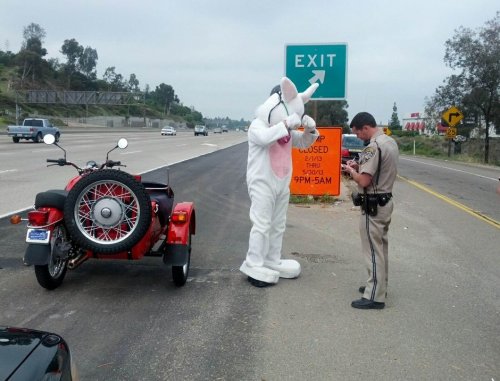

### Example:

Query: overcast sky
xmin=2 ymin=1 xmax=498 ymax=124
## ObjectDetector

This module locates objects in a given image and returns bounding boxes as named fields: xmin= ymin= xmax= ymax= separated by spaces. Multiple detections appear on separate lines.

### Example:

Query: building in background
xmin=402 ymin=112 xmax=432 ymax=135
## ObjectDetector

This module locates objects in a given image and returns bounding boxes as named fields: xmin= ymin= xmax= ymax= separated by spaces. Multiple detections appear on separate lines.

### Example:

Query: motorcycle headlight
xmin=86 ymin=160 xmax=97 ymax=169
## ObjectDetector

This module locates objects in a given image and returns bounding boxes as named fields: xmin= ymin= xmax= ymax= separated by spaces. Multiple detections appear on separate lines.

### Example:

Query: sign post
xmin=442 ymin=106 xmax=463 ymax=157
xmin=285 ymin=44 xmax=348 ymax=99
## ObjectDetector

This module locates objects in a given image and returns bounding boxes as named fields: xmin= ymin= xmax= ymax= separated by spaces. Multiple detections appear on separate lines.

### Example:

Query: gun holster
xmin=364 ymin=194 xmax=379 ymax=217
xmin=351 ymin=192 xmax=362 ymax=206
xmin=352 ymin=192 xmax=378 ymax=216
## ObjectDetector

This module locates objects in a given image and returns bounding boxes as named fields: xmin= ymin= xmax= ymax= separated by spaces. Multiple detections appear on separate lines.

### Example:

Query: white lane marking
xmin=400 ymin=157 xmax=498 ymax=181
xmin=30 ymin=148 xmax=60 ymax=153
xmin=120 ymin=150 xmax=142 ymax=155
xmin=0 ymin=169 xmax=18 ymax=175
xmin=0 ymin=205 xmax=32 ymax=219
xmin=202 ymin=143 xmax=218 ymax=147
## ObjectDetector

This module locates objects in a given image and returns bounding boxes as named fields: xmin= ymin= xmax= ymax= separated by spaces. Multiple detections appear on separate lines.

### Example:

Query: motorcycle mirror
xmin=43 ymin=134 xmax=56 ymax=145
xmin=118 ymin=138 xmax=128 ymax=149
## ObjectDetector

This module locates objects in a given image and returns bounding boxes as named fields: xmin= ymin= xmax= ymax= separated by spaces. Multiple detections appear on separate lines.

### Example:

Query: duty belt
xmin=359 ymin=193 xmax=393 ymax=207
xmin=365 ymin=192 xmax=392 ymax=198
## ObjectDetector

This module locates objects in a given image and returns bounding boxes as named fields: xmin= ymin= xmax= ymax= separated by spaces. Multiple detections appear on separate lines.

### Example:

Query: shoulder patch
xmin=360 ymin=147 xmax=376 ymax=164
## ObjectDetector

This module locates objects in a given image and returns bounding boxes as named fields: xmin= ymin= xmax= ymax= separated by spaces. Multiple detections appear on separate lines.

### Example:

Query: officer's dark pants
xmin=359 ymin=199 xmax=393 ymax=303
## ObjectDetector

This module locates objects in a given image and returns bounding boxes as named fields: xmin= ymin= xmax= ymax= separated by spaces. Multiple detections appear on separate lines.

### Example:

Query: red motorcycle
xmin=11 ymin=134 xmax=195 ymax=290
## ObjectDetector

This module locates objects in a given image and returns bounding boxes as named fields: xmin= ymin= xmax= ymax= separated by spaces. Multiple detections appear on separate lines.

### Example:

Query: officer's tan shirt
xmin=358 ymin=129 xmax=399 ymax=194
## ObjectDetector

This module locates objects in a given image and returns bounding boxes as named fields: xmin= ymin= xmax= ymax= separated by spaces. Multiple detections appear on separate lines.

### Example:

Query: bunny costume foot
xmin=264 ymin=259 xmax=301 ymax=278
xmin=240 ymin=261 xmax=279 ymax=285
xmin=241 ymin=77 xmax=319 ymax=287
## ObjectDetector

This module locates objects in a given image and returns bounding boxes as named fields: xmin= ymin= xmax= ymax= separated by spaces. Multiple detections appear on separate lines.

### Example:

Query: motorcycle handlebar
xmin=47 ymin=158 xmax=67 ymax=166
xmin=106 ymin=160 xmax=122 ymax=168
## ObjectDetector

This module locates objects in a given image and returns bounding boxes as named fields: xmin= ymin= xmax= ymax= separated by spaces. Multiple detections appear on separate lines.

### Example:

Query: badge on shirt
xmin=360 ymin=147 xmax=376 ymax=164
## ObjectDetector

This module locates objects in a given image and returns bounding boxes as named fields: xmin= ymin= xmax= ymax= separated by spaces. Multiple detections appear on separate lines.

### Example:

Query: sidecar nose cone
xmin=92 ymin=198 xmax=123 ymax=227
xmin=101 ymin=208 xmax=112 ymax=218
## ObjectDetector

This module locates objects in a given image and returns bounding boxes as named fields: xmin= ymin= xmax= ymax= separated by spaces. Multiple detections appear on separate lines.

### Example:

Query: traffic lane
xmin=256 ymin=177 xmax=499 ymax=380
xmin=0 ymin=254 xmax=266 ymax=380
xmin=399 ymin=155 xmax=500 ymax=221
xmin=0 ymin=130 xmax=247 ymax=217
xmin=142 ymin=143 xmax=251 ymax=268
xmin=0 ymin=130 xmax=247 ymax=170
xmin=0 ymin=143 xmax=499 ymax=379
xmin=0 ymin=143 xmax=267 ymax=380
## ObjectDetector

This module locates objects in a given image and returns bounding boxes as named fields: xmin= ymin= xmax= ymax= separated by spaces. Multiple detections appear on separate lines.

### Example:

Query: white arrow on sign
xmin=308 ymin=70 xmax=325 ymax=85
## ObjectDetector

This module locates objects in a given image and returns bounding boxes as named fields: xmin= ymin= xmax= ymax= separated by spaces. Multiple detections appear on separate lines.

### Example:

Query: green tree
xmin=151 ymin=83 xmax=176 ymax=116
xmin=305 ymin=100 xmax=348 ymax=128
xmin=78 ymin=46 xmax=98 ymax=79
xmin=425 ymin=74 xmax=477 ymax=137
xmin=127 ymin=73 xmax=140 ymax=92
xmin=442 ymin=12 xmax=500 ymax=163
xmin=389 ymin=102 xmax=402 ymax=130
xmin=102 ymin=66 xmax=125 ymax=91
xmin=17 ymin=23 xmax=47 ymax=84
xmin=61 ymin=38 xmax=83 ymax=88
xmin=170 ymin=102 xmax=191 ymax=117
xmin=0 ymin=50 xmax=15 ymax=65
xmin=23 ymin=23 xmax=46 ymax=42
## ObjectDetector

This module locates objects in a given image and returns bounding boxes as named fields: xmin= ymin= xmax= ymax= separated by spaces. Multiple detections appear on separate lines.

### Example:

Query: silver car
xmin=161 ymin=126 xmax=177 ymax=136
xmin=194 ymin=125 xmax=208 ymax=136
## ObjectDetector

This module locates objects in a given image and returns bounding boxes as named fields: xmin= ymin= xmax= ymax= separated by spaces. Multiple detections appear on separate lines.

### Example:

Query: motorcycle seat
xmin=142 ymin=182 xmax=174 ymax=225
xmin=35 ymin=189 xmax=69 ymax=209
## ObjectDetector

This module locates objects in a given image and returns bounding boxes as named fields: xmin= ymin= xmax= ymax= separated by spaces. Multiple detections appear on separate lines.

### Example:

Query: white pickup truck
xmin=7 ymin=118 xmax=61 ymax=143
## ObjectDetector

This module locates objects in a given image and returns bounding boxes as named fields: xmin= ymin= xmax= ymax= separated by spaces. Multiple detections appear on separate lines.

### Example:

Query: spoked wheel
xmin=64 ymin=170 xmax=151 ymax=254
xmin=34 ymin=225 xmax=69 ymax=290
xmin=172 ymin=229 xmax=191 ymax=287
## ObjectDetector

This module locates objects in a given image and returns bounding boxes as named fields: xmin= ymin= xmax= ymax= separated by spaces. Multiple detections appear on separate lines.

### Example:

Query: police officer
xmin=342 ymin=112 xmax=399 ymax=309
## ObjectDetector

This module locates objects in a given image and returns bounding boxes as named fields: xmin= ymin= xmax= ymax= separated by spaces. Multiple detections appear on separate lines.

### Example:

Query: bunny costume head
xmin=240 ymin=77 xmax=320 ymax=287
xmin=256 ymin=78 xmax=318 ymax=128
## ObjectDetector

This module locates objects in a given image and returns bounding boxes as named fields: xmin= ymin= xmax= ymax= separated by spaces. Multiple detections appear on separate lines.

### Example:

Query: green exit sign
xmin=285 ymin=43 xmax=348 ymax=99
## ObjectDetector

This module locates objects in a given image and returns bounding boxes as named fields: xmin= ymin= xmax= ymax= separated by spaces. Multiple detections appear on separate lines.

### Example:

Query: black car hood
xmin=0 ymin=327 xmax=45 ymax=380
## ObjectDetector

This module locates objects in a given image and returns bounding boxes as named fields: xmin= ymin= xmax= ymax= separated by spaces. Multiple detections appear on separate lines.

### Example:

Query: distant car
xmin=194 ymin=125 xmax=208 ymax=136
xmin=341 ymin=134 xmax=365 ymax=165
xmin=7 ymin=118 xmax=61 ymax=143
xmin=213 ymin=127 xmax=222 ymax=134
xmin=222 ymin=126 xmax=229 ymax=133
xmin=161 ymin=126 xmax=176 ymax=136
xmin=0 ymin=326 xmax=78 ymax=380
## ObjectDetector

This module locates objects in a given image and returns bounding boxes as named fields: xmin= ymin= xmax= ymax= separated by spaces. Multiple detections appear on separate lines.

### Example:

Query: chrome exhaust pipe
xmin=68 ymin=252 xmax=89 ymax=269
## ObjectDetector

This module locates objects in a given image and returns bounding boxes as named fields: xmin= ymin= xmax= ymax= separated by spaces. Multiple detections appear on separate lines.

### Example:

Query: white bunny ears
xmin=255 ymin=77 xmax=319 ymax=125
xmin=280 ymin=77 xmax=319 ymax=105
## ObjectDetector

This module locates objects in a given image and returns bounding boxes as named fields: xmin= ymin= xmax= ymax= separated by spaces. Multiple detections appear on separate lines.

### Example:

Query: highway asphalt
xmin=0 ymin=141 xmax=498 ymax=380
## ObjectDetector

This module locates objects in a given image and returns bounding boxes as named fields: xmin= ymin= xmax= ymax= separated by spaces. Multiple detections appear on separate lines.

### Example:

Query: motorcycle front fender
xmin=24 ymin=244 xmax=51 ymax=265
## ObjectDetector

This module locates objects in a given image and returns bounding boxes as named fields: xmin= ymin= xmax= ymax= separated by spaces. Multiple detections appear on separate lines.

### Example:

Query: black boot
xmin=247 ymin=276 xmax=273 ymax=288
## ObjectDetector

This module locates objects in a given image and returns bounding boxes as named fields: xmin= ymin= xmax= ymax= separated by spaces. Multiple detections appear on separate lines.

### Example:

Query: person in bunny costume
xmin=240 ymin=77 xmax=320 ymax=287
